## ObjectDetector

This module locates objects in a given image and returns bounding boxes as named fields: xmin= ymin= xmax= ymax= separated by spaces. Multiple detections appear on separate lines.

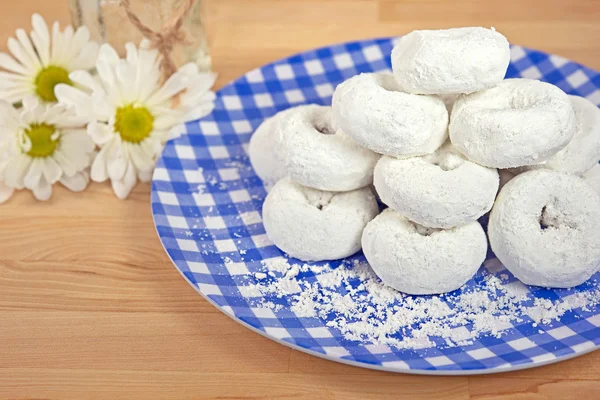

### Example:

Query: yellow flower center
xmin=34 ymin=66 xmax=72 ymax=102
xmin=114 ymin=104 xmax=154 ymax=144
xmin=25 ymin=123 xmax=59 ymax=157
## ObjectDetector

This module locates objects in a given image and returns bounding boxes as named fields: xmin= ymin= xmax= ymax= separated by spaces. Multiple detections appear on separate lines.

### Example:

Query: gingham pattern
xmin=151 ymin=38 xmax=600 ymax=374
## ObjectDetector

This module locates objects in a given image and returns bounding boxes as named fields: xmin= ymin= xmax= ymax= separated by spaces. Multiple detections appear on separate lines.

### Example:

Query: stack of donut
xmin=249 ymin=27 xmax=600 ymax=295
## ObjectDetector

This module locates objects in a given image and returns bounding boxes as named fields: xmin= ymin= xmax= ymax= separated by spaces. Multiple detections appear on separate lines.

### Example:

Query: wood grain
xmin=1 ymin=0 xmax=600 ymax=399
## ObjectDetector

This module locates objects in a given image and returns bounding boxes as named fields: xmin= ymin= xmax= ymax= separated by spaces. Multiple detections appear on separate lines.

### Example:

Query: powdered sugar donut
xmin=450 ymin=79 xmax=576 ymax=168
xmin=274 ymin=104 xmax=380 ymax=191
xmin=583 ymin=164 xmax=600 ymax=195
xmin=489 ymin=170 xmax=600 ymax=288
xmin=374 ymin=143 xmax=499 ymax=229
xmin=362 ymin=208 xmax=487 ymax=295
xmin=249 ymin=109 xmax=294 ymax=187
xmin=263 ymin=178 xmax=379 ymax=261
xmin=391 ymin=27 xmax=510 ymax=95
xmin=516 ymin=95 xmax=600 ymax=175
xmin=332 ymin=72 xmax=448 ymax=158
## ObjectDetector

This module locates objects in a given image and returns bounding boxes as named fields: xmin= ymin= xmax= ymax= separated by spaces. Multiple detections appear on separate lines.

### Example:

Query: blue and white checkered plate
xmin=151 ymin=38 xmax=600 ymax=375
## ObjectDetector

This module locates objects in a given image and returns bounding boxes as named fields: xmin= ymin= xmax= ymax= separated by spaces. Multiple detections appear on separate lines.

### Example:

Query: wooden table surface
xmin=1 ymin=1 xmax=600 ymax=399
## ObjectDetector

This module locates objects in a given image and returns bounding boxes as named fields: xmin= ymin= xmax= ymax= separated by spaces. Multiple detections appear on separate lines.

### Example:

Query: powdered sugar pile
xmin=249 ymin=257 xmax=600 ymax=350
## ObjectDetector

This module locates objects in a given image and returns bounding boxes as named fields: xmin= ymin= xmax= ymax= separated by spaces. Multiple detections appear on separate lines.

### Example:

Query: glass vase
xmin=67 ymin=0 xmax=211 ymax=71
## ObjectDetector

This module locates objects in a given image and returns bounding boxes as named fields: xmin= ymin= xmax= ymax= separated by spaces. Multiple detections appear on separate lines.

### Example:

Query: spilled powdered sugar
xmin=249 ymin=257 xmax=600 ymax=350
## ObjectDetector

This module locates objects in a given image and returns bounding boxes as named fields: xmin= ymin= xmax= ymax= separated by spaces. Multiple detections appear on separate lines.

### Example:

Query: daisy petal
xmin=7 ymin=38 xmax=37 ymax=74
xmin=111 ymin=160 xmax=137 ymax=200
xmin=73 ymin=25 xmax=90 ymax=48
xmin=90 ymin=141 xmax=112 ymax=182
xmin=23 ymin=157 xmax=43 ymax=189
xmin=96 ymin=61 xmax=123 ymax=106
xmin=146 ymin=71 xmax=189 ymax=107
xmin=139 ymin=39 xmax=152 ymax=50
xmin=55 ymin=84 xmax=94 ymax=120
xmin=62 ymin=148 xmax=91 ymax=173
xmin=69 ymin=70 xmax=102 ymax=92
xmin=129 ymin=142 xmax=154 ymax=171
xmin=68 ymin=26 xmax=91 ymax=62
xmin=70 ymin=41 xmax=99 ymax=70
xmin=183 ymin=100 xmax=215 ymax=122
xmin=0 ymin=52 xmax=27 ymax=74
xmin=59 ymin=25 xmax=75 ymax=65
xmin=167 ymin=124 xmax=184 ymax=141
xmin=0 ymin=159 xmax=9 ymax=176
xmin=125 ymin=43 xmax=138 ymax=65
xmin=99 ymin=43 xmax=120 ymax=66
xmin=0 ymin=100 xmax=23 ymax=129
xmin=177 ymin=62 xmax=199 ymax=76
xmin=41 ymin=157 xmax=62 ymax=184
xmin=21 ymin=97 xmax=44 ymax=124
xmin=4 ymin=154 xmax=32 ymax=189
xmin=135 ymin=48 xmax=161 ymax=102
xmin=91 ymin=93 xmax=113 ymax=121
xmin=115 ymin=60 xmax=137 ymax=103
xmin=52 ymin=148 xmax=77 ymax=177
xmin=22 ymin=95 xmax=39 ymax=110
xmin=0 ymin=86 xmax=33 ymax=104
xmin=153 ymin=113 xmax=181 ymax=130
xmin=31 ymin=14 xmax=50 ymax=65
xmin=184 ymin=71 xmax=217 ymax=96
xmin=32 ymin=175 xmax=52 ymax=201
xmin=140 ymin=137 xmax=160 ymax=160
xmin=184 ymin=87 xmax=216 ymax=106
xmin=149 ymin=128 xmax=171 ymax=144
xmin=144 ymin=135 xmax=163 ymax=156
xmin=50 ymin=22 xmax=63 ymax=64
xmin=60 ymin=170 xmax=89 ymax=192
xmin=0 ymin=70 xmax=31 ymax=85
xmin=60 ymin=130 xmax=95 ymax=154
xmin=15 ymin=29 xmax=41 ymax=71
xmin=138 ymin=168 xmax=153 ymax=183
xmin=88 ymin=122 xmax=114 ymax=145
xmin=107 ymin=149 xmax=128 ymax=181
xmin=0 ymin=181 xmax=14 ymax=204
xmin=63 ymin=25 xmax=75 ymax=50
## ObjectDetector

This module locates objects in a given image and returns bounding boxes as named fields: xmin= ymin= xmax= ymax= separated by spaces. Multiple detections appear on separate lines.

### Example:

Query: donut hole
xmin=303 ymin=189 xmax=336 ymax=211
xmin=313 ymin=197 xmax=333 ymax=211
xmin=315 ymin=122 xmax=335 ymax=135
xmin=310 ymin=114 xmax=335 ymax=135
xmin=539 ymin=206 xmax=551 ymax=230
xmin=539 ymin=202 xmax=577 ymax=230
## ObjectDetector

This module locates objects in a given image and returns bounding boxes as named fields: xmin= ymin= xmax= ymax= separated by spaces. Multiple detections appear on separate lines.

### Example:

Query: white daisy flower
xmin=0 ymin=13 xmax=98 ymax=104
xmin=56 ymin=43 xmax=216 ymax=199
xmin=0 ymin=97 xmax=95 ymax=202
